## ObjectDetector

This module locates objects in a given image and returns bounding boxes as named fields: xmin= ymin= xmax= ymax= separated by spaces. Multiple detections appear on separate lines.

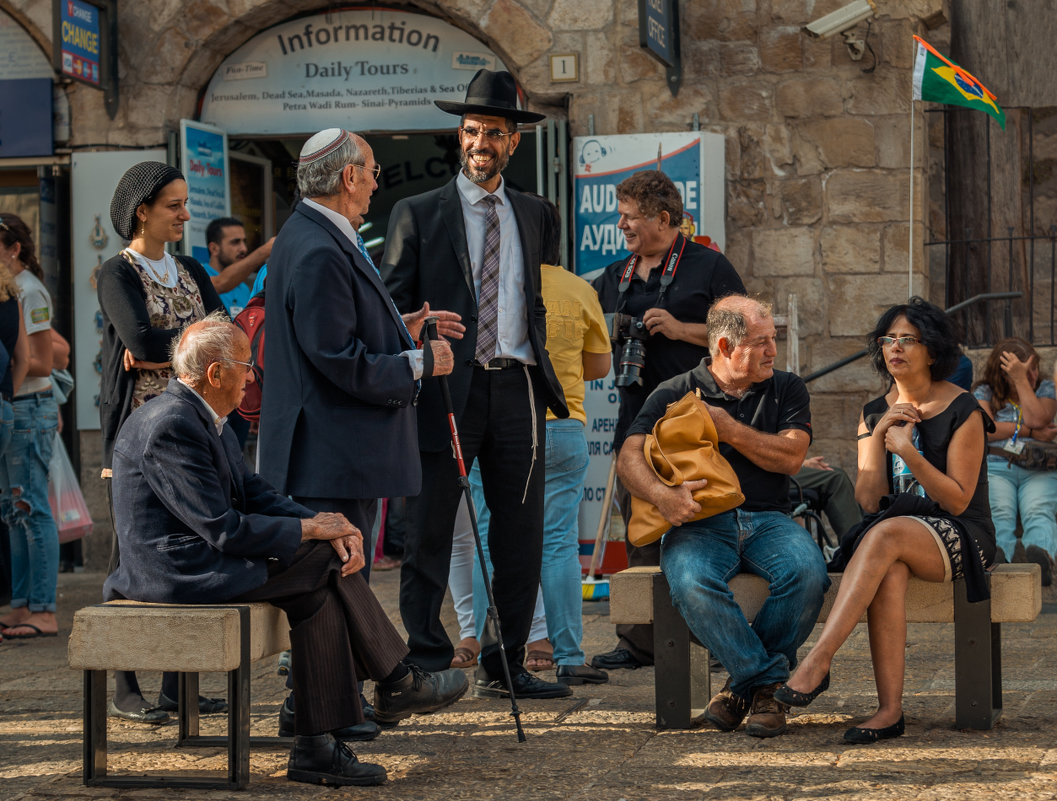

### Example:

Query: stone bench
xmin=67 ymin=600 xmax=291 ymax=789
xmin=610 ymin=564 xmax=1042 ymax=731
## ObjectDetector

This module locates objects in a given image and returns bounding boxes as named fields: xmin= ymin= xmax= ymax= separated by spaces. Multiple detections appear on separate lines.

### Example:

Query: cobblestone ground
xmin=2 ymin=569 xmax=1057 ymax=800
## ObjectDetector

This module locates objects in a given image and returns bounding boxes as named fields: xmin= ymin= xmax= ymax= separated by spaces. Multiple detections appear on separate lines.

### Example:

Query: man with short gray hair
xmin=617 ymin=294 xmax=828 ymax=739
xmin=106 ymin=317 xmax=468 ymax=787
xmin=259 ymin=128 xmax=462 ymax=569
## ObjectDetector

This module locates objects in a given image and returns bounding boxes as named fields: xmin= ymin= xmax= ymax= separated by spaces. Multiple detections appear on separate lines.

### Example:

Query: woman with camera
xmin=972 ymin=338 xmax=1057 ymax=583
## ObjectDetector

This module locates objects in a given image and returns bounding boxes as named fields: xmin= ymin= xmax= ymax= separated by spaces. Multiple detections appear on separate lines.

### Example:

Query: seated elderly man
xmin=617 ymin=295 xmax=829 ymax=738
xmin=104 ymin=314 xmax=467 ymax=787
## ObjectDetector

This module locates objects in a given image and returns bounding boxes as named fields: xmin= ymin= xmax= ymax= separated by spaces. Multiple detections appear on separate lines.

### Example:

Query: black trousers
xmin=236 ymin=540 xmax=408 ymax=735
xmin=401 ymin=366 xmax=545 ymax=676
xmin=293 ymin=497 xmax=378 ymax=583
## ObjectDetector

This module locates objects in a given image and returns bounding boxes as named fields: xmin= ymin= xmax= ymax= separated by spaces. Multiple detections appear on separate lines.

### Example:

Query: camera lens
xmin=615 ymin=339 xmax=646 ymax=387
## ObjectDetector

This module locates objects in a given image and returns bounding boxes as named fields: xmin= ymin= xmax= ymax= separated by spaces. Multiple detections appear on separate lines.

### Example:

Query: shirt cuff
xmin=402 ymin=349 xmax=424 ymax=380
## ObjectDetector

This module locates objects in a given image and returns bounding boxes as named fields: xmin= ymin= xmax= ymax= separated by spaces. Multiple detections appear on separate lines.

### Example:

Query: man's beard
xmin=459 ymin=144 xmax=510 ymax=185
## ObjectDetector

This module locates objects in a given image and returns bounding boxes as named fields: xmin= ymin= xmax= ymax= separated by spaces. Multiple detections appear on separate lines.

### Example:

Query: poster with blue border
xmin=179 ymin=120 xmax=231 ymax=263
xmin=572 ymin=131 xmax=725 ymax=276
xmin=59 ymin=0 xmax=101 ymax=86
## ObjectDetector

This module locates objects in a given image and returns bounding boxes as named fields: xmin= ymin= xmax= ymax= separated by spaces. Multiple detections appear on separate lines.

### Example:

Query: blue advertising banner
xmin=572 ymin=131 xmax=726 ymax=276
xmin=59 ymin=0 xmax=101 ymax=86
xmin=179 ymin=121 xmax=230 ymax=264
xmin=0 ymin=79 xmax=54 ymax=157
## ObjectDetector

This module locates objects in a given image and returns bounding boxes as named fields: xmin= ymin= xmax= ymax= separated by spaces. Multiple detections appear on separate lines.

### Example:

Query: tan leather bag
xmin=627 ymin=389 xmax=744 ymax=547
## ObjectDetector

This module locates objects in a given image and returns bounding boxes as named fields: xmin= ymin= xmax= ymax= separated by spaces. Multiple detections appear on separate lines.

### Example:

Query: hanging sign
xmin=179 ymin=120 xmax=231 ymax=263
xmin=572 ymin=131 xmax=726 ymax=276
xmin=200 ymin=8 xmax=510 ymax=134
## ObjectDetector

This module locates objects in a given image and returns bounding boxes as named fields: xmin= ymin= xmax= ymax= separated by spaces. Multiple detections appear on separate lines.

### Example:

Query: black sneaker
xmin=472 ymin=667 xmax=572 ymax=699
xmin=287 ymin=733 xmax=386 ymax=787
xmin=372 ymin=664 xmax=468 ymax=724
xmin=590 ymin=646 xmax=648 ymax=671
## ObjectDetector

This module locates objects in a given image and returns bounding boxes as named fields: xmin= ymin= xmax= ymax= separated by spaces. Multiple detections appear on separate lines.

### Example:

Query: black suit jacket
xmin=259 ymin=201 xmax=421 ymax=498
xmin=105 ymin=379 xmax=313 ymax=604
xmin=381 ymin=177 xmax=567 ymax=452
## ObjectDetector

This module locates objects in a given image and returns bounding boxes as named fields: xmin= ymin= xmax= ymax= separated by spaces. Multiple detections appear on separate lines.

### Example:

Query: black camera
xmin=605 ymin=312 xmax=649 ymax=388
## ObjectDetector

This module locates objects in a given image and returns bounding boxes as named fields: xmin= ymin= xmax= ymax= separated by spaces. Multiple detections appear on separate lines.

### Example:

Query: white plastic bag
xmin=47 ymin=432 xmax=93 ymax=544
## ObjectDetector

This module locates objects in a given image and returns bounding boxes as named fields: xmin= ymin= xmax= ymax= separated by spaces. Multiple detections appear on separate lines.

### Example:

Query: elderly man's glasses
xmin=350 ymin=162 xmax=382 ymax=180
xmin=877 ymin=336 xmax=920 ymax=348
xmin=459 ymin=125 xmax=514 ymax=142
xmin=223 ymin=358 xmax=256 ymax=374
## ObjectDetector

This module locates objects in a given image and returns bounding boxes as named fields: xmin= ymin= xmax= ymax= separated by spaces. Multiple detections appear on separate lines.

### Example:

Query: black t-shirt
xmin=0 ymin=297 xmax=19 ymax=398
xmin=627 ymin=361 xmax=812 ymax=513
xmin=593 ymin=236 xmax=745 ymax=448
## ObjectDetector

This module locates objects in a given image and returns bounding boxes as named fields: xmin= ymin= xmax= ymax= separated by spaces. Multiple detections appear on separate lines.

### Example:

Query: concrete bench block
xmin=68 ymin=602 xmax=289 ymax=673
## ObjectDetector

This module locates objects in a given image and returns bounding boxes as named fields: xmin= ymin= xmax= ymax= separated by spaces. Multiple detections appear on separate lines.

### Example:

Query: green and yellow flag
xmin=912 ymin=35 xmax=1005 ymax=129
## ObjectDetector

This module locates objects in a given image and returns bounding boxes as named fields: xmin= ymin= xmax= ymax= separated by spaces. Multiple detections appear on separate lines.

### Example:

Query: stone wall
xmin=2 ymin=0 xmax=958 ymax=565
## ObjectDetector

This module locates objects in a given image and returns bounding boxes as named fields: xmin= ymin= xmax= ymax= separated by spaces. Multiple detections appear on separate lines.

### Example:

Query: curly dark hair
xmin=866 ymin=297 xmax=961 ymax=382
xmin=615 ymin=170 xmax=682 ymax=227
xmin=972 ymin=337 xmax=1041 ymax=413
xmin=0 ymin=212 xmax=43 ymax=281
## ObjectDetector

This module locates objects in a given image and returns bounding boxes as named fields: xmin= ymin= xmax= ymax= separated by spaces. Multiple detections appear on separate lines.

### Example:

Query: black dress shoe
xmin=107 ymin=699 xmax=169 ymax=724
xmin=472 ymin=668 xmax=573 ymax=699
xmin=287 ymin=733 xmax=387 ymax=787
xmin=373 ymin=664 xmax=468 ymax=724
xmin=278 ymin=695 xmax=380 ymax=741
xmin=843 ymin=714 xmax=905 ymax=744
xmin=157 ymin=692 xmax=228 ymax=714
xmin=556 ymin=664 xmax=609 ymax=685
xmin=590 ymin=647 xmax=647 ymax=671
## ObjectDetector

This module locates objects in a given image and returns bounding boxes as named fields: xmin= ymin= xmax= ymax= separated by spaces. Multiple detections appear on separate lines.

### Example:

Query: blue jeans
xmin=1 ymin=394 xmax=59 ymax=612
xmin=472 ymin=419 xmax=590 ymax=665
xmin=987 ymin=459 xmax=1057 ymax=558
xmin=660 ymin=509 xmax=830 ymax=701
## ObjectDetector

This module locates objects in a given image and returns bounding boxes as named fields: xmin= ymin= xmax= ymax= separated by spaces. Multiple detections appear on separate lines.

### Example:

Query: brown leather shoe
xmin=703 ymin=677 xmax=750 ymax=731
xmin=745 ymin=682 xmax=788 ymax=738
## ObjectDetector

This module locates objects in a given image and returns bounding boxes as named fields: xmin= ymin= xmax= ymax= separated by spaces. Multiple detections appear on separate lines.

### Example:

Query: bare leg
xmin=858 ymin=561 xmax=910 ymax=729
xmin=785 ymin=517 xmax=946 ymax=695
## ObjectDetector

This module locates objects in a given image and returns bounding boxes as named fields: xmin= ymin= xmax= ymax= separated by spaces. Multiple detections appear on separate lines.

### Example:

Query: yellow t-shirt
xmin=542 ymin=264 xmax=610 ymax=423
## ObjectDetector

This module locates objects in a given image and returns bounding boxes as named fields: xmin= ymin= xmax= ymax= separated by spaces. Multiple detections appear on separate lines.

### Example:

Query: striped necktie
xmin=474 ymin=195 xmax=500 ymax=364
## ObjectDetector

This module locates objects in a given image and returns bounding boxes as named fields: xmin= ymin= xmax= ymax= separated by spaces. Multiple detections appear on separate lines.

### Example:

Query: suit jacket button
xmin=465 ymin=359 xmax=473 ymax=367
xmin=470 ymin=315 xmax=478 ymax=323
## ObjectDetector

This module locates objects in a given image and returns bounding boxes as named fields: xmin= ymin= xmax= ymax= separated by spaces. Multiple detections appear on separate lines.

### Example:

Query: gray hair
xmin=296 ymin=135 xmax=363 ymax=198
xmin=170 ymin=311 xmax=241 ymax=384
xmin=706 ymin=295 xmax=773 ymax=358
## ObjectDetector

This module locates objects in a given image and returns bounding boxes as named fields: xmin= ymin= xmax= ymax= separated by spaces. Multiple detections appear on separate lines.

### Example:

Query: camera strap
xmin=616 ymin=234 xmax=687 ymax=312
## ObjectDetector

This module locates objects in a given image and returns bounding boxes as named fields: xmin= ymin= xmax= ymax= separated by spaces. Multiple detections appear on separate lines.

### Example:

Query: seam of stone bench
xmin=67 ymin=601 xmax=290 ymax=673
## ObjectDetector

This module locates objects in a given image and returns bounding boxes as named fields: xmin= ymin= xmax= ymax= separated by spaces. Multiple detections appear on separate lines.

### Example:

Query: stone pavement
xmin=3 ymin=568 xmax=1057 ymax=801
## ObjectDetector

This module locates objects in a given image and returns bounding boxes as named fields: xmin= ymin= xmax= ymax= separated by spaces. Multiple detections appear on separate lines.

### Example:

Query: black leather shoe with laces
xmin=472 ymin=668 xmax=573 ymax=699
xmin=157 ymin=692 xmax=228 ymax=714
xmin=287 ymin=733 xmax=387 ymax=786
xmin=372 ymin=664 xmax=468 ymax=724
xmin=589 ymin=646 xmax=648 ymax=671
xmin=277 ymin=694 xmax=380 ymax=741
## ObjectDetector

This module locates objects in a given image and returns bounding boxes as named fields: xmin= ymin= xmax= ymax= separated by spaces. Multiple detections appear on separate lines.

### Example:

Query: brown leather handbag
xmin=627 ymin=389 xmax=744 ymax=547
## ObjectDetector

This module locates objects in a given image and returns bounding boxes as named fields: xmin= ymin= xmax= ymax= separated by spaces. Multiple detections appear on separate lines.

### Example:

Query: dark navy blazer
xmin=105 ymin=379 xmax=312 ymax=604
xmin=258 ymin=201 xmax=421 ymax=499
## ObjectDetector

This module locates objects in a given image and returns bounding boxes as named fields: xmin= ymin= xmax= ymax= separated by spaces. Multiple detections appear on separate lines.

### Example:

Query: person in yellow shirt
xmin=469 ymin=197 xmax=612 ymax=685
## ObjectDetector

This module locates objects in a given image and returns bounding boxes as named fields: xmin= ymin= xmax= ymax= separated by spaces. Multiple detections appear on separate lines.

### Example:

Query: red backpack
xmin=232 ymin=291 xmax=265 ymax=422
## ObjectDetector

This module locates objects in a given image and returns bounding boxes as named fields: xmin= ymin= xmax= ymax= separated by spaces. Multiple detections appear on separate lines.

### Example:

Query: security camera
xmin=804 ymin=0 xmax=876 ymax=38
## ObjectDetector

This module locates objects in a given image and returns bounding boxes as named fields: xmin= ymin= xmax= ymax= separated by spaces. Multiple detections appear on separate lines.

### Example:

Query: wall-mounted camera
xmin=803 ymin=0 xmax=877 ymax=39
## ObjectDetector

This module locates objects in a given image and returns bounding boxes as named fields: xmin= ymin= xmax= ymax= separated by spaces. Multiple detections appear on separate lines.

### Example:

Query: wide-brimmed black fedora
xmin=435 ymin=69 xmax=545 ymax=124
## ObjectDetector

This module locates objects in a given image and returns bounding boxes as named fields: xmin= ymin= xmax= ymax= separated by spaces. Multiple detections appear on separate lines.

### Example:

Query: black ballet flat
xmin=774 ymin=672 xmax=830 ymax=707
xmin=843 ymin=714 xmax=905 ymax=744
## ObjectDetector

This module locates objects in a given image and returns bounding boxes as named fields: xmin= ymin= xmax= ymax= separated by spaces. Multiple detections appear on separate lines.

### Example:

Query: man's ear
xmin=205 ymin=361 xmax=224 ymax=389
xmin=717 ymin=336 xmax=732 ymax=358
xmin=207 ymin=241 xmax=219 ymax=259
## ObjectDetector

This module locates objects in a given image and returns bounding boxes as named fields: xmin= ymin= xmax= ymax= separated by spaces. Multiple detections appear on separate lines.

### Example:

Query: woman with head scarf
xmin=98 ymin=162 xmax=224 ymax=720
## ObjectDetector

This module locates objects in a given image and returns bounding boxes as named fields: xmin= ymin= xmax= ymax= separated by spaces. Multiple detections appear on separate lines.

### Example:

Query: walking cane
xmin=424 ymin=318 xmax=526 ymax=743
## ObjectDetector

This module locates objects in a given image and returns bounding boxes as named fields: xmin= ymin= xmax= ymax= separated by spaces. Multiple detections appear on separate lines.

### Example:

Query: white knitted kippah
xmin=299 ymin=129 xmax=350 ymax=164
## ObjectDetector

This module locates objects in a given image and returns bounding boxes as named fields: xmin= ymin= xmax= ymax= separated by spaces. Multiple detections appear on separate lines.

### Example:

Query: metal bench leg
xmin=83 ymin=670 xmax=107 ymax=785
xmin=954 ymin=578 xmax=1001 ymax=729
xmin=230 ymin=608 xmax=251 ymax=789
xmin=177 ymin=671 xmax=201 ymax=744
xmin=653 ymin=572 xmax=693 ymax=729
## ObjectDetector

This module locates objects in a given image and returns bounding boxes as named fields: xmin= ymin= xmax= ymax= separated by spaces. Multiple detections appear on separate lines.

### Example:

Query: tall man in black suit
xmin=106 ymin=316 xmax=467 ymax=787
xmin=382 ymin=70 xmax=570 ymax=699
xmin=259 ymin=128 xmax=461 ymax=576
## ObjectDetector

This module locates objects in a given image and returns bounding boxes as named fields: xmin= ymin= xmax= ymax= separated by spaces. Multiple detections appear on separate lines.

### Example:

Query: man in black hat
xmin=382 ymin=70 xmax=570 ymax=699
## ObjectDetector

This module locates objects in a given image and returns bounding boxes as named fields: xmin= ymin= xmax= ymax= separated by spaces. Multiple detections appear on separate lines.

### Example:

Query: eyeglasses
xmin=349 ymin=162 xmax=381 ymax=180
xmin=876 ymin=335 xmax=921 ymax=348
xmin=223 ymin=358 xmax=256 ymax=374
xmin=459 ymin=125 xmax=514 ymax=142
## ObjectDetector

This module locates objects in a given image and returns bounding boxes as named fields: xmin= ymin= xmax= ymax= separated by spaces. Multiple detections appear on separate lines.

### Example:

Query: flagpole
xmin=908 ymin=93 xmax=915 ymax=300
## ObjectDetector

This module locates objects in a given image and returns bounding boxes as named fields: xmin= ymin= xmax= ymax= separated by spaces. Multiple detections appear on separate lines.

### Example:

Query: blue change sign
xmin=59 ymin=0 xmax=101 ymax=86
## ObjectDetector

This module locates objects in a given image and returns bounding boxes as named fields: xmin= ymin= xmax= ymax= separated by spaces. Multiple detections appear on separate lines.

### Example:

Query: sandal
xmin=450 ymin=637 xmax=480 ymax=669
xmin=525 ymin=639 xmax=554 ymax=671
